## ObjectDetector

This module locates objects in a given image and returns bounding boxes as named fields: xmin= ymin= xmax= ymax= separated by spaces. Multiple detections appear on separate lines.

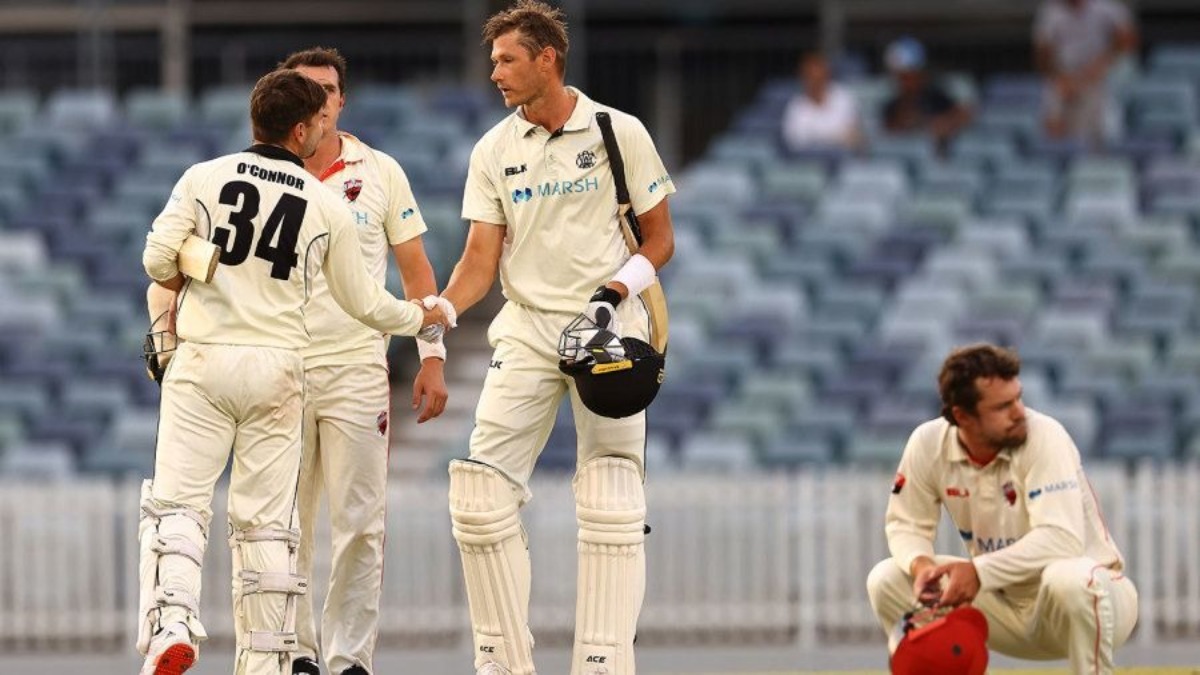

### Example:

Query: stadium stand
xmin=2 ymin=43 xmax=1200 ymax=476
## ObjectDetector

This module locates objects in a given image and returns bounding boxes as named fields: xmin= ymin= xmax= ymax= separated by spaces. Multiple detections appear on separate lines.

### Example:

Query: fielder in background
xmin=277 ymin=47 xmax=448 ymax=675
xmin=427 ymin=1 xmax=675 ymax=673
xmin=866 ymin=344 xmax=1138 ymax=675
xmin=137 ymin=69 xmax=449 ymax=675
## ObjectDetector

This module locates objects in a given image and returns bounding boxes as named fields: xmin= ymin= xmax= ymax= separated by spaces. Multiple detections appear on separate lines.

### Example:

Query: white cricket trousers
xmin=295 ymin=363 xmax=391 ymax=674
xmin=153 ymin=341 xmax=305 ymax=675
xmin=468 ymin=299 xmax=651 ymax=495
xmin=867 ymin=555 xmax=1138 ymax=675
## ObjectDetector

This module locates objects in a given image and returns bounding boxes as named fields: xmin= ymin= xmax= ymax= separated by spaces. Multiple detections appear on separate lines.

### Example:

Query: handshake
xmin=415 ymin=295 xmax=458 ymax=343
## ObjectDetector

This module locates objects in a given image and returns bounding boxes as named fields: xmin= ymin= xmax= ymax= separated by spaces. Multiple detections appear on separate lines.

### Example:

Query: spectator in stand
xmin=882 ymin=37 xmax=973 ymax=150
xmin=1034 ymin=0 xmax=1137 ymax=146
xmin=781 ymin=51 xmax=863 ymax=152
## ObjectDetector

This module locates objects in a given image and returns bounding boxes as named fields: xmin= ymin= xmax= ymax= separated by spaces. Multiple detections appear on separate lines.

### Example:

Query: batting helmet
xmin=891 ymin=606 xmax=989 ymax=675
xmin=558 ymin=313 xmax=665 ymax=418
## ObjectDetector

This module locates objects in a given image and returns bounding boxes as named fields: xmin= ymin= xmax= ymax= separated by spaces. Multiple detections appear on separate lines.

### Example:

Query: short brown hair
xmin=250 ymin=69 xmax=327 ymax=145
xmin=938 ymin=344 xmax=1021 ymax=425
xmin=279 ymin=46 xmax=348 ymax=95
xmin=482 ymin=0 xmax=569 ymax=76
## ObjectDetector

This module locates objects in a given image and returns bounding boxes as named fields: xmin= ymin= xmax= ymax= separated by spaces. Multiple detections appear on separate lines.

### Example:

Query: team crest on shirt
xmin=376 ymin=410 xmax=388 ymax=436
xmin=891 ymin=473 xmax=906 ymax=495
xmin=575 ymin=149 xmax=596 ymax=169
xmin=343 ymin=178 xmax=363 ymax=202
xmin=1002 ymin=480 xmax=1017 ymax=506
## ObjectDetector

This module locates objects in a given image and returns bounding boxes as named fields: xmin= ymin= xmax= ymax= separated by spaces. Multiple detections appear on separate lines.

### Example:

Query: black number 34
xmin=212 ymin=181 xmax=306 ymax=280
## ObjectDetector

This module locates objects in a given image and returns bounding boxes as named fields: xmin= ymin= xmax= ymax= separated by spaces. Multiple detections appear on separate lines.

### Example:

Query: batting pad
xmin=572 ymin=456 xmax=647 ymax=675
xmin=229 ymin=525 xmax=305 ymax=675
xmin=449 ymin=460 xmax=535 ymax=675
xmin=137 ymin=480 xmax=209 ymax=655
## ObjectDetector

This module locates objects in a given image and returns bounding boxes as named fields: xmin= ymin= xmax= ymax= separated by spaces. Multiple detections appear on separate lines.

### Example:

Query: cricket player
xmin=426 ymin=2 xmax=676 ymax=673
xmin=866 ymin=344 xmax=1138 ymax=675
xmin=276 ymin=47 xmax=448 ymax=675
xmin=137 ymin=69 xmax=449 ymax=675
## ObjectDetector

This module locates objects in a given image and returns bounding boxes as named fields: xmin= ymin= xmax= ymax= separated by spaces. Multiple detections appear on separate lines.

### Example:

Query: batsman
xmin=428 ymin=2 xmax=675 ymax=673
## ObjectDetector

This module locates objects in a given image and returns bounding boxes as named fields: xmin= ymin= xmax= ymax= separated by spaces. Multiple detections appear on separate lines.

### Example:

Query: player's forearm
xmin=887 ymin=530 xmax=938 ymax=575
xmin=331 ymin=278 xmax=425 ymax=336
xmin=441 ymin=255 xmax=496 ymax=318
xmin=972 ymin=525 xmax=1083 ymax=591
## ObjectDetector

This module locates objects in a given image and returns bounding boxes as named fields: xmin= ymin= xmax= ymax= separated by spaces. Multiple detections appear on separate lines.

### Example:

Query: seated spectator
xmin=782 ymin=51 xmax=863 ymax=151
xmin=1034 ymin=0 xmax=1137 ymax=146
xmin=882 ymin=37 xmax=973 ymax=149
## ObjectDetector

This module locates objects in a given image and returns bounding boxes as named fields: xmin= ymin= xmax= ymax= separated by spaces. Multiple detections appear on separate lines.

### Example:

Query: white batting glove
xmin=585 ymin=286 xmax=622 ymax=337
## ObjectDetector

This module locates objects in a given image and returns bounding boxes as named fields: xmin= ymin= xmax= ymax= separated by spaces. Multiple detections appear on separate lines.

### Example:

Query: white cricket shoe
xmin=139 ymin=622 xmax=197 ymax=675
xmin=477 ymin=663 xmax=511 ymax=675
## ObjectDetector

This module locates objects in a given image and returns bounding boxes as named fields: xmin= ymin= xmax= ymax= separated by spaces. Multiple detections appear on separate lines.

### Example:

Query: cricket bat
xmin=595 ymin=111 xmax=669 ymax=354
xmin=179 ymin=234 xmax=220 ymax=283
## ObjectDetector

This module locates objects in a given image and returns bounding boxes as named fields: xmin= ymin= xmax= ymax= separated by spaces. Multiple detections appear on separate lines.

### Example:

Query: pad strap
xmin=243 ymin=630 xmax=299 ymax=652
xmin=229 ymin=527 xmax=301 ymax=548
xmin=239 ymin=570 xmax=308 ymax=596
xmin=151 ymin=534 xmax=205 ymax=567
xmin=156 ymin=587 xmax=200 ymax=615
xmin=142 ymin=503 xmax=209 ymax=534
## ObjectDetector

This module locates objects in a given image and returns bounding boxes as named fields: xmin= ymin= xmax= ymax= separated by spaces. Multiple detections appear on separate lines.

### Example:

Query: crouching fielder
xmin=136 ymin=69 xmax=449 ymax=675
xmin=866 ymin=344 xmax=1138 ymax=675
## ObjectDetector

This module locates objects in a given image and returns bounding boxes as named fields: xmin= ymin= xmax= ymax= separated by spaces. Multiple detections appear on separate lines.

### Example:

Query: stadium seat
xmin=679 ymin=431 xmax=758 ymax=473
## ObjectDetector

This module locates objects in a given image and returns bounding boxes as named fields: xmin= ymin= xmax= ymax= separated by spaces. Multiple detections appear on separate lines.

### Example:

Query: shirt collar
xmin=513 ymin=86 xmax=596 ymax=138
xmin=243 ymin=143 xmax=303 ymax=167
xmin=316 ymin=132 xmax=365 ymax=182
xmin=946 ymin=428 xmax=1014 ymax=466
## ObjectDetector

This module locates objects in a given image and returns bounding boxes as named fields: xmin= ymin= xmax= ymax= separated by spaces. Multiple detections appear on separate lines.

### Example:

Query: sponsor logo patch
xmin=504 ymin=164 xmax=527 ymax=176
xmin=376 ymin=411 xmax=388 ymax=436
xmin=945 ymin=486 xmax=970 ymax=498
xmin=512 ymin=187 xmax=533 ymax=203
xmin=576 ymin=149 xmax=597 ymax=169
xmin=891 ymin=473 xmax=906 ymax=495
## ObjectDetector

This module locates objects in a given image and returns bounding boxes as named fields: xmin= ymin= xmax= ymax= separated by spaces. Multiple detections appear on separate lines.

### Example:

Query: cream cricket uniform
xmin=295 ymin=133 xmax=428 ymax=674
xmin=452 ymin=87 xmax=674 ymax=675
xmin=462 ymin=86 xmax=674 ymax=493
xmin=141 ymin=144 xmax=425 ymax=675
xmin=866 ymin=409 xmax=1138 ymax=675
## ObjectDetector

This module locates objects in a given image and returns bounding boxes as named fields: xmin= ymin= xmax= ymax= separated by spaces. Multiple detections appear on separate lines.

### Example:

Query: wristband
xmin=417 ymin=335 xmax=446 ymax=361
xmin=611 ymin=253 xmax=657 ymax=298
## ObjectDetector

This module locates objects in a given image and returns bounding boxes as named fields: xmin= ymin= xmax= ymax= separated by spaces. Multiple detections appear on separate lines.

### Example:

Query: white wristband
xmin=417 ymin=335 xmax=446 ymax=361
xmin=611 ymin=253 xmax=657 ymax=299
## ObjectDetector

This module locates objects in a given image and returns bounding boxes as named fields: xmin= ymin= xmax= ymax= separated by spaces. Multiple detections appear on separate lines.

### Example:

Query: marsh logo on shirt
xmin=648 ymin=174 xmax=672 ymax=194
xmin=1028 ymin=479 xmax=1078 ymax=500
xmin=401 ymin=207 xmax=415 ymax=219
xmin=343 ymin=178 xmax=363 ymax=202
xmin=512 ymin=187 xmax=534 ymax=203
xmin=977 ymin=536 xmax=1017 ymax=553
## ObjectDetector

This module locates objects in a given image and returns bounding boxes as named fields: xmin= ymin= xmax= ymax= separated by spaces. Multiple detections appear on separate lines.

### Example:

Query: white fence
xmin=1 ymin=461 xmax=1198 ymax=651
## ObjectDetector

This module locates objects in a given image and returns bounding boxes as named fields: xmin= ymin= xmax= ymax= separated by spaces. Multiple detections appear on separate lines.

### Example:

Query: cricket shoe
xmin=140 ymin=622 xmax=197 ymax=675
xmin=293 ymin=656 xmax=321 ymax=674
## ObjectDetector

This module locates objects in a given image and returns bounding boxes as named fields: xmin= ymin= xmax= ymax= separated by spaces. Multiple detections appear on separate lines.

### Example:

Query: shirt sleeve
xmin=781 ymin=96 xmax=807 ymax=150
xmin=143 ymin=168 xmax=196 ymax=282
xmin=885 ymin=425 xmax=943 ymax=574
xmin=320 ymin=196 xmax=425 ymax=336
xmin=461 ymin=138 xmax=506 ymax=225
xmin=1033 ymin=4 xmax=1057 ymax=46
xmin=617 ymin=115 xmax=675 ymax=216
xmin=378 ymin=152 xmax=428 ymax=246
xmin=972 ymin=421 xmax=1087 ymax=590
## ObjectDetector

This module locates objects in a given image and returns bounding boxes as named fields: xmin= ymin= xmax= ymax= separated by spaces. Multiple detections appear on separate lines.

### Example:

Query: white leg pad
xmin=571 ymin=457 xmax=646 ymax=675
xmin=229 ymin=525 xmax=306 ymax=672
xmin=449 ymin=460 xmax=536 ymax=675
xmin=137 ymin=479 xmax=209 ymax=655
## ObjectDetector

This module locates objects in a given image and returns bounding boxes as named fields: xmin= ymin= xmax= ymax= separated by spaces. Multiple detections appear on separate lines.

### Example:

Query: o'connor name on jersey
xmin=237 ymin=162 xmax=306 ymax=190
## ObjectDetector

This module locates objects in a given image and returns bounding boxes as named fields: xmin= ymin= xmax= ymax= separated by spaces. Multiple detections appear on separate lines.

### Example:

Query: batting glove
xmin=585 ymin=286 xmax=622 ymax=336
